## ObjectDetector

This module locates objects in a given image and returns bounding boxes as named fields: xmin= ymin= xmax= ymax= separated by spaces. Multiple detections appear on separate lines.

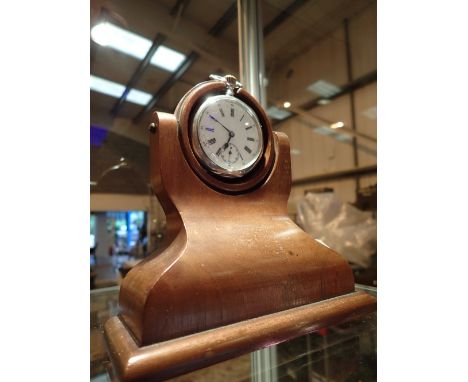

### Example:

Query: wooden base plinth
xmin=104 ymin=291 xmax=376 ymax=382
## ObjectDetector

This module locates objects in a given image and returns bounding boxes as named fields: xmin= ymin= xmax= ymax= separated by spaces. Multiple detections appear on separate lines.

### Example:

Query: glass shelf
xmin=91 ymin=285 xmax=376 ymax=381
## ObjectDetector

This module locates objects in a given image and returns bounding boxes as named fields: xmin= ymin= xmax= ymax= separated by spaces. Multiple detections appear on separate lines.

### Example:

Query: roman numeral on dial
xmin=244 ymin=146 xmax=252 ymax=154
xmin=247 ymin=137 xmax=254 ymax=142
xmin=208 ymin=138 xmax=216 ymax=145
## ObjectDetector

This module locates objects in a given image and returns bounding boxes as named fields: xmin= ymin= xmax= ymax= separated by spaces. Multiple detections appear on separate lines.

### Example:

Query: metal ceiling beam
xmin=286 ymin=104 xmax=376 ymax=143
xmin=344 ymin=17 xmax=360 ymax=191
xmin=263 ymin=0 xmax=310 ymax=37
xmin=170 ymin=0 xmax=191 ymax=17
xmin=111 ymin=33 xmax=166 ymax=117
xmin=292 ymin=164 xmax=377 ymax=187
xmin=302 ymin=70 xmax=377 ymax=111
xmin=105 ymin=0 xmax=237 ymax=74
xmin=133 ymin=51 xmax=199 ymax=124
xmin=272 ymin=70 xmax=376 ymax=128
xmin=209 ymin=1 xmax=237 ymax=37
xmin=294 ymin=118 xmax=377 ymax=157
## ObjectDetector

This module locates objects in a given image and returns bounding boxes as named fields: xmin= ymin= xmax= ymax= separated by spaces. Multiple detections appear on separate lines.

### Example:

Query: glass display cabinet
xmin=91 ymin=285 xmax=376 ymax=382
xmin=90 ymin=1 xmax=377 ymax=381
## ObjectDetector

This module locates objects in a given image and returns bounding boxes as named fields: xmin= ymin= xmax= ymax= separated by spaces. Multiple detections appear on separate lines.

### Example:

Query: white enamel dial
xmin=192 ymin=94 xmax=263 ymax=177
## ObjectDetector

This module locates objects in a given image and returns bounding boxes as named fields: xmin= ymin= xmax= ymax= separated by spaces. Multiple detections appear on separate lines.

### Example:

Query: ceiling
xmin=90 ymin=0 xmax=375 ymax=194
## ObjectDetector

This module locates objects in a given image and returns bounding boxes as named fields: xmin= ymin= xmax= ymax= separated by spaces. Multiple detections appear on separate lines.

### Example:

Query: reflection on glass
xmin=90 ymin=286 xmax=376 ymax=381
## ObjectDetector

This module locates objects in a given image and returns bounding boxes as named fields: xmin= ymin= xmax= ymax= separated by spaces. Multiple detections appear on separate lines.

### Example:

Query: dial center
xmin=193 ymin=94 xmax=263 ymax=178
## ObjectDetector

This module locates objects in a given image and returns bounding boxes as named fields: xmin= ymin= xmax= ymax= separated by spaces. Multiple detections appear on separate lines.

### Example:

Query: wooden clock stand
xmin=104 ymin=77 xmax=376 ymax=382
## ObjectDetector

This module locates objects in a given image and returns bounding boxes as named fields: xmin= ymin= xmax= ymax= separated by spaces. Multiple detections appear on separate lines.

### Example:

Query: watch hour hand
xmin=216 ymin=139 xmax=231 ymax=157
xmin=223 ymin=134 xmax=233 ymax=151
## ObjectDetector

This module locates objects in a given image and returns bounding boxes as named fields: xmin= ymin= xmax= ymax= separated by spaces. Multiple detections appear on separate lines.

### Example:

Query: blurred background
xmin=90 ymin=1 xmax=377 ymax=380
xmin=90 ymin=0 xmax=376 ymax=289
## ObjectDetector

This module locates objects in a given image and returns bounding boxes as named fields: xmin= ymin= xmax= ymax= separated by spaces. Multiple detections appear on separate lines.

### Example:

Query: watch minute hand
xmin=209 ymin=114 xmax=232 ymax=134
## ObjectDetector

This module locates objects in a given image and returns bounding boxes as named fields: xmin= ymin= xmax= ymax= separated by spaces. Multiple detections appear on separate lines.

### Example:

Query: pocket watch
xmin=191 ymin=75 xmax=264 ymax=178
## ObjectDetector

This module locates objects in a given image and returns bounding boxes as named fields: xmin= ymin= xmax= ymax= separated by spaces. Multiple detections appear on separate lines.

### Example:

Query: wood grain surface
xmin=117 ymin=80 xmax=355 ymax=347
xmin=105 ymin=291 xmax=376 ymax=382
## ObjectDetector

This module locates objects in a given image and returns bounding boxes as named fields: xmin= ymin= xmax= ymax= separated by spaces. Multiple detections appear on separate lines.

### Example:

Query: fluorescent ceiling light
xmin=313 ymin=126 xmax=334 ymax=136
xmin=91 ymin=22 xmax=186 ymax=72
xmin=317 ymin=98 xmax=331 ymax=105
xmin=266 ymin=106 xmax=292 ymax=120
xmin=362 ymin=106 xmax=377 ymax=120
xmin=91 ymin=22 xmax=151 ymax=60
xmin=90 ymin=75 xmax=125 ymax=98
xmin=127 ymin=89 xmax=152 ymax=105
xmin=314 ymin=126 xmax=352 ymax=143
xmin=90 ymin=75 xmax=152 ymax=106
xmin=307 ymin=80 xmax=341 ymax=98
xmin=335 ymin=134 xmax=352 ymax=142
xmin=150 ymin=45 xmax=186 ymax=72
xmin=330 ymin=121 xmax=344 ymax=129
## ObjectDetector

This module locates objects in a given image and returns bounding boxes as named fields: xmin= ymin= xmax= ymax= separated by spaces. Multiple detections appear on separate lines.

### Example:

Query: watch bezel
xmin=175 ymin=80 xmax=275 ymax=194
xmin=191 ymin=94 xmax=264 ymax=178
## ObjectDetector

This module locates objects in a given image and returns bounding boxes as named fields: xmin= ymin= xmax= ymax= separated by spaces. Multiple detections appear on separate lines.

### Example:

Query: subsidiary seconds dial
xmin=192 ymin=94 xmax=263 ymax=178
